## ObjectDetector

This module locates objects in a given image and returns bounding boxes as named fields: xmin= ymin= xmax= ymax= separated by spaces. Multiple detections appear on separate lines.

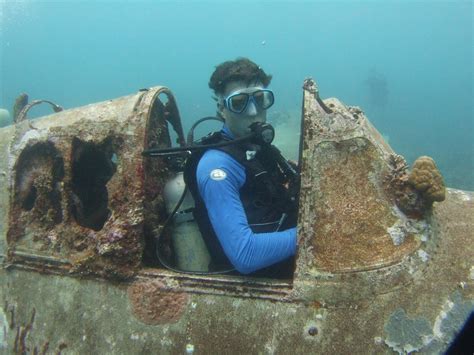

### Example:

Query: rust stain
xmin=128 ymin=280 xmax=188 ymax=325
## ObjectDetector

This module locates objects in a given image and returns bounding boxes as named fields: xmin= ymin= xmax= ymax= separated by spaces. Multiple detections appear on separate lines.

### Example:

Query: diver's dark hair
xmin=209 ymin=57 xmax=272 ymax=95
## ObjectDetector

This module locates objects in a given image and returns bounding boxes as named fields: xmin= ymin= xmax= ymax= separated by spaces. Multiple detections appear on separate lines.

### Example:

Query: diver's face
xmin=219 ymin=80 xmax=269 ymax=138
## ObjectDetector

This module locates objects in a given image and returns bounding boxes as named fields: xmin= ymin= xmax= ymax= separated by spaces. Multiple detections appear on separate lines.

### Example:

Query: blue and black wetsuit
xmin=184 ymin=125 xmax=297 ymax=275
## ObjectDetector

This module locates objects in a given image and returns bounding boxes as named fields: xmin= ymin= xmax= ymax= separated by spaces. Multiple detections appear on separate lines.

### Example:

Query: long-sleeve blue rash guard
xmin=196 ymin=126 xmax=297 ymax=274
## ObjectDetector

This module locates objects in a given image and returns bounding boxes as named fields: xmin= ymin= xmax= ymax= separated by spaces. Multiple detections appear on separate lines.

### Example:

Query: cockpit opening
xmin=70 ymin=137 xmax=117 ymax=231
xmin=14 ymin=142 xmax=64 ymax=223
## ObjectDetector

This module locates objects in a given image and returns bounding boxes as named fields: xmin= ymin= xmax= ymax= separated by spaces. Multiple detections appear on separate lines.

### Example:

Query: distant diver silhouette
xmin=364 ymin=68 xmax=388 ymax=109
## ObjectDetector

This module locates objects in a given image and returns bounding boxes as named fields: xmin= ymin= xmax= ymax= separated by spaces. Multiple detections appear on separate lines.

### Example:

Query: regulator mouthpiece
xmin=249 ymin=122 xmax=275 ymax=145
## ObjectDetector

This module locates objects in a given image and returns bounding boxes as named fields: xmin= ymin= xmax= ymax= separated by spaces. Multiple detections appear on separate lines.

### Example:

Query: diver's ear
xmin=216 ymin=101 xmax=225 ymax=119
xmin=213 ymin=94 xmax=226 ymax=119
xmin=216 ymin=111 xmax=225 ymax=120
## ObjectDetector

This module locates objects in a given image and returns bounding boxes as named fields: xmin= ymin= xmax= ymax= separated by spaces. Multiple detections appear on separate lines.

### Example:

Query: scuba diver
xmin=144 ymin=57 xmax=299 ymax=277
xmin=184 ymin=58 xmax=298 ymax=276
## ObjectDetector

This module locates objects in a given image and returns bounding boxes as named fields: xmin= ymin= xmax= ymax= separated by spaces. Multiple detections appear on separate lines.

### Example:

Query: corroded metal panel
xmin=292 ymin=79 xmax=459 ymax=310
xmin=0 ymin=269 xmax=322 ymax=354
xmin=2 ymin=87 xmax=182 ymax=279
xmin=307 ymin=137 xmax=419 ymax=271
xmin=297 ymin=79 xmax=428 ymax=278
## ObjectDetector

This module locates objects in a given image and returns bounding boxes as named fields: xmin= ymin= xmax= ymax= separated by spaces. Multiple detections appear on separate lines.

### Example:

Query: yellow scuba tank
xmin=163 ymin=172 xmax=210 ymax=272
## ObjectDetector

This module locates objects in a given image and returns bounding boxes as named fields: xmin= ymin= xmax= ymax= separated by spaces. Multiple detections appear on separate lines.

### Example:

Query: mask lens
xmin=253 ymin=90 xmax=274 ymax=110
xmin=228 ymin=93 xmax=249 ymax=113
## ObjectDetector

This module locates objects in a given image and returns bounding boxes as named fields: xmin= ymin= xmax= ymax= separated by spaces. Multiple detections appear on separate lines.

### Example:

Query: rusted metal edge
xmin=2 ymin=254 xmax=297 ymax=302
xmin=7 ymin=250 xmax=72 ymax=267
xmin=138 ymin=268 xmax=293 ymax=287
xmin=169 ymin=287 xmax=296 ymax=303
xmin=0 ymin=256 xmax=71 ymax=276
xmin=139 ymin=86 xmax=186 ymax=145
xmin=135 ymin=270 xmax=296 ymax=302
xmin=302 ymin=77 xmax=333 ymax=114
xmin=1 ymin=249 xmax=70 ymax=276
xmin=16 ymin=99 xmax=64 ymax=123
xmin=4 ymin=254 xmax=417 ymax=305
xmin=3 ymin=265 xmax=297 ymax=303
xmin=314 ymin=256 xmax=414 ymax=274
xmin=131 ymin=93 xmax=146 ymax=113
xmin=136 ymin=281 xmax=297 ymax=303
xmin=3 ymin=262 xmax=71 ymax=278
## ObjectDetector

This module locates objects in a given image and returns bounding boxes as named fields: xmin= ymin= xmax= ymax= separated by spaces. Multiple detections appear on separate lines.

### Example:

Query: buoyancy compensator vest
xmin=183 ymin=130 xmax=299 ymax=270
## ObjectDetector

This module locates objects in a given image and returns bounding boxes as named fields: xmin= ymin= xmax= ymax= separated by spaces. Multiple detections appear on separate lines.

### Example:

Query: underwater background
xmin=1 ymin=0 xmax=472 ymax=190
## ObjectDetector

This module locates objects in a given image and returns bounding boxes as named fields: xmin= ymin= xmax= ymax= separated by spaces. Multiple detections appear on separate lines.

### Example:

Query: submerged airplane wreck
xmin=0 ymin=80 xmax=472 ymax=354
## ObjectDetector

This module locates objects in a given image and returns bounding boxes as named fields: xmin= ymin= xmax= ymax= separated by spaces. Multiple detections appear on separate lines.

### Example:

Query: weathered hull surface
xmin=0 ymin=188 xmax=473 ymax=354
xmin=1 ymin=83 xmax=473 ymax=354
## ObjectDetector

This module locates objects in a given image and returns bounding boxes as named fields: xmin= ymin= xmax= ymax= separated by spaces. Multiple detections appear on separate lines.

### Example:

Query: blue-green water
xmin=1 ymin=0 xmax=472 ymax=190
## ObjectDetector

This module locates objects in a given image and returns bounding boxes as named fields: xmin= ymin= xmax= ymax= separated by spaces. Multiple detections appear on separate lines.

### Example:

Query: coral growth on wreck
xmin=408 ymin=156 xmax=446 ymax=203
xmin=127 ymin=280 xmax=188 ymax=325
xmin=385 ymin=155 xmax=446 ymax=219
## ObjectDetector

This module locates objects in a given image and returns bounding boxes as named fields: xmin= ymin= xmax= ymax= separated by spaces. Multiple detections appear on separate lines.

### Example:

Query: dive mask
xmin=223 ymin=89 xmax=274 ymax=114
